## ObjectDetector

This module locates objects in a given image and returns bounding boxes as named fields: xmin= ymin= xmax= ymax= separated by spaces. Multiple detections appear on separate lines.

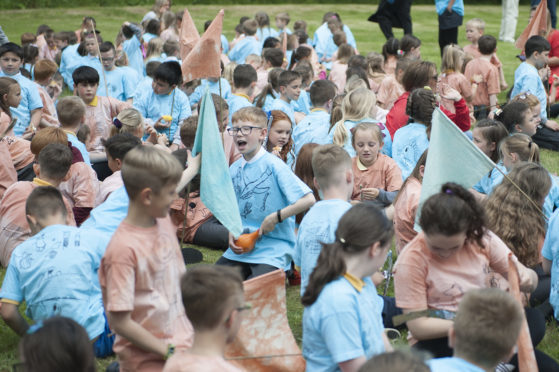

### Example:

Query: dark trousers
xmin=532 ymin=0 xmax=557 ymax=28
xmin=192 ymin=216 xmax=229 ymax=250
xmin=215 ymin=256 xmax=278 ymax=280
xmin=376 ymin=0 xmax=413 ymax=39
xmin=532 ymin=125 xmax=559 ymax=151
xmin=438 ymin=26 xmax=458 ymax=56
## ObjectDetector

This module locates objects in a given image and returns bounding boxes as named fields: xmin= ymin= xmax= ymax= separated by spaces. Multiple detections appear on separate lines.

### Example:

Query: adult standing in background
xmin=435 ymin=0 xmax=464 ymax=56
xmin=499 ymin=0 xmax=519 ymax=43
xmin=368 ymin=0 xmax=413 ymax=40
xmin=141 ymin=0 xmax=170 ymax=25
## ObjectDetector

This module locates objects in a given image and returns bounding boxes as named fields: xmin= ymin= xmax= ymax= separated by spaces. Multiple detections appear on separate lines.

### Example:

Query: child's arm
xmin=260 ymin=192 xmax=315 ymax=234
xmin=123 ymin=21 xmax=143 ymax=41
xmin=176 ymin=150 xmax=201 ymax=193
xmin=107 ymin=310 xmax=167 ymax=357
xmin=404 ymin=311 xmax=454 ymax=340
xmin=489 ymin=93 xmax=497 ymax=110
xmin=0 ymin=302 xmax=29 ymax=335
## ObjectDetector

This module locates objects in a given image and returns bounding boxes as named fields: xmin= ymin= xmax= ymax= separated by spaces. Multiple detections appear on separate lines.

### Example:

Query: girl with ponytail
xmin=302 ymin=203 xmax=393 ymax=372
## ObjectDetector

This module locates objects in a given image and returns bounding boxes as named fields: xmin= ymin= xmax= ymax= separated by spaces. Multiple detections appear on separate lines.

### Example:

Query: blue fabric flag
xmin=192 ymin=88 xmax=243 ymax=236
xmin=415 ymin=108 xmax=496 ymax=231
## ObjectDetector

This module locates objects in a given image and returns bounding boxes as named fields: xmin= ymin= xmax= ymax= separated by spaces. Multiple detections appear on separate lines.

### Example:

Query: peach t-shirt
xmin=98 ymin=216 xmax=194 ymax=372
xmin=59 ymin=162 xmax=99 ymax=209
xmin=170 ymin=193 xmax=212 ymax=242
xmin=0 ymin=111 xmax=14 ymax=136
xmin=376 ymin=74 xmax=404 ymax=110
xmin=0 ymin=136 xmax=34 ymax=171
xmin=38 ymin=85 xmax=59 ymax=126
xmin=84 ymin=96 xmax=130 ymax=152
xmin=393 ymin=177 xmax=421 ymax=253
xmin=95 ymin=170 xmax=123 ymax=207
xmin=383 ymin=55 xmax=397 ymax=75
xmin=163 ymin=351 xmax=245 ymax=372
xmin=0 ymin=141 xmax=16 ymax=199
xmin=437 ymin=72 xmax=472 ymax=114
xmin=351 ymin=155 xmax=402 ymax=201
xmin=329 ymin=61 xmax=348 ymax=94
xmin=464 ymin=58 xmax=500 ymax=106
xmin=463 ymin=44 xmax=503 ymax=70
xmin=394 ymin=230 xmax=511 ymax=315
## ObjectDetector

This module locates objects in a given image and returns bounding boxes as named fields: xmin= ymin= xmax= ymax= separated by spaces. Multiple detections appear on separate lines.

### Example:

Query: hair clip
xmin=445 ymin=189 xmax=453 ymax=195
xmin=519 ymin=94 xmax=527 ymax=100
xmin=27 ymin=320 xmax=44 ymax=334
xmin=397 ymin=49 xmax=404 ymax=56
xmin=113 ymin=117 xmax=123 ymax=129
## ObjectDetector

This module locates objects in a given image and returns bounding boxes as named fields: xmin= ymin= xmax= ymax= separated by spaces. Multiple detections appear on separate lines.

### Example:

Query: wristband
xmin=277 ymin=209 xmax=282 ymax=223
xmin=165 ymin=344 xmax=175 ymax=360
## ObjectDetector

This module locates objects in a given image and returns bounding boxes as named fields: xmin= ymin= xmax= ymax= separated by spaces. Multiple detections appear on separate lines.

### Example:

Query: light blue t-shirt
xmin=189 ymin=78 xmax=232 ymax=107
xmin=59 ymin=44 xmax=81 ymax=90
xmin=133 ymin=76 xmax=153 ymax=102
xmin=292 ymin=90 xmax=311 ymax=115
xmin=392 ymin=122 xmax=430 ymax=180
xmin=260 ymin=93 xmax=277 ymax=113
xmin=0 ymin=72 xmax=43 ymax=136
xmin=544 ymin=174 xmax=559 ymax=219
xmin=543 ymin=208 xmax=559 ymax=319
xmin=292 ymin=109 xmax=331 ymax=157
xmin=472 ymin=163 xmax=505 ymax=195
xmin=295 ymin=199 xmax=352 ymax=295
xmin=133 ymin=87 xmax=191 ymax=145
xmin=328 ymin=118 xmax=392 ymax=158
xmin=303 ymin=276 xmax=385 ymax=372
xmin=227 ymin=93 xmax=253 ymax=124
xmin=256 ymin=27 xmax=278 ymax=46
xmin=435 ymin=0 xmax=465 ymax=16
xmin=228 ymin=36 xmax=261 ymax=64
xmin=314 ymin=23 xmax=357 ymax=70
xmin=122 ymin=35 xmax=144 ymax=77
xmin=511 ymin=62 xmax=548 ymax=123
xmin=221 ymin=34 xmax=230 ymax=54
xmin=66 ymin=132 xmax=91 ymax=166
xmin=271 ymin=98 xmax=296 ymax=126
xmin=429 ymin=357 xmax=484 ymax=372
xmin=0 ymin=224 xmax=106 ymax=340
xmin=142 ymin=33 xmax=157 ymax=44
xmin=222 ymin=149 xmax=312 ymax=269
xmin=96 ymin=67 xmax=136 ymax=101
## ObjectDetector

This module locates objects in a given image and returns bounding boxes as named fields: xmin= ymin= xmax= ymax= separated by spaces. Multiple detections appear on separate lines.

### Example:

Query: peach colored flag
xmin=181 ymin=9 xmax=224 ymax=83
xmin=281 ymin=32 xmax=287 ymax=56
xmin=515 ymin=0 xmax=548 ymax=50
xmin=179 ymin=8 xmax=200 ymax=61
xmin=508 ymin=253 xmax=539 ymax=372
xmin=225 ymin=270 xmax=306 ymax=372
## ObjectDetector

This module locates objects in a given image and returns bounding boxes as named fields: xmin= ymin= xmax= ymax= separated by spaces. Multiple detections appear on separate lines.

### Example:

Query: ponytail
xmin=255 ymin=67 xmax=283 ymax=108
xmin=406 ymin=88 xmax=436 ymax=137
xmin=302 ymin=204 xmax=393 ymax=306
xmin=332 ymin=120 xmax=348 ymax=147
xmin=499 ymin=133 xmax=540 ymax=164
xmin=0 ymin=77 xmax=18 ymax=119
xmin=419 ymin=182 xmax=486 ymax=248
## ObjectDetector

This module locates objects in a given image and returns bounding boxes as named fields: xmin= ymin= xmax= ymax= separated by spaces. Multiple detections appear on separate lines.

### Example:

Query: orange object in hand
xmin=234 ymin=230 xmax=260 ymax=252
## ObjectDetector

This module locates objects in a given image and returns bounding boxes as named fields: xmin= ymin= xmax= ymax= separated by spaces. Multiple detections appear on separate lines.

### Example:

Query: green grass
xmin=1 ymin=3 xmax=559 ymax=371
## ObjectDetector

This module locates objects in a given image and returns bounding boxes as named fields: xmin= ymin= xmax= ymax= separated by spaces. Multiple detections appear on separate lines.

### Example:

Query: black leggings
xmin=438 ymin=26 xmax=458 ymax=56
xmin=192 ymin=216 xmax=229 ymax=250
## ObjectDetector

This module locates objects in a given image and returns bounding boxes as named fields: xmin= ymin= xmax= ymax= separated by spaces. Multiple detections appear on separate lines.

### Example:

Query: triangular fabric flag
xmin=179 ymin=8 xmax=200 ymax=61
xmin=181 ymin=9 xmax=224 ymax=83
xmin=192 ymin=87 xmax=242 ymax=236
xmin=225 ymin=270 xmax=306 ymax=372
xmin=515 ymin=0 xmax=548 ymax=50
xmin=508 ymin=254 xmax=539 ymax=372
xmin=415 ymin=109 xmax=495 ymax=230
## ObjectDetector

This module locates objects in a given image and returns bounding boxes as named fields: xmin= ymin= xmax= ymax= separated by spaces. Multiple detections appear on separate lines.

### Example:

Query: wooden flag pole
xmin=89 ymin=20 xmax=108 ymax=98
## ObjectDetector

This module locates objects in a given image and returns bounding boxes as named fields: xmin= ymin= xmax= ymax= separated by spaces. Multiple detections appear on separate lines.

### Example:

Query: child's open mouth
xmin=237 ymin=139 xmax=247 ymax=150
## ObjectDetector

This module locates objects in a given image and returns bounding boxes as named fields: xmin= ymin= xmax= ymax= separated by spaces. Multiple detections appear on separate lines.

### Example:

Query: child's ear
xmin=33 ymin=163 xmax=40 ymax=178
xmin=489 ymin=141 xmax=496 ymax=153
xmin=260 ymin=127 xmax=268 ymax=141
xmin=139 ymin=187 xmax=154 ymax=206
xmin=511 ymin=152 xmax=519 ymax=163
xmin=369 ymin=241 xmax=382 ymax=258
xmin=419 ymin=164 xmax=425 ymax=178
xmin=345 ymin=169 xmax=353 ymax=184
xmin=514 ymin=124 xmax=522 ymax=133
xmin=81 ymin=115 xmax=86 ymax=124
xmin=115 ymin=158 xmax=123 ymax=169
xmin=313 ymin=177 xmax=321 ymax=191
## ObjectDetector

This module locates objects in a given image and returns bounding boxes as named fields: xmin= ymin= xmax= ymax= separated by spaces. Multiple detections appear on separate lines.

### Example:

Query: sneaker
xmin=181 ymin=247 xmax=203 ymax=265
xmin=495 ymin=362 xmax=515 ymax=372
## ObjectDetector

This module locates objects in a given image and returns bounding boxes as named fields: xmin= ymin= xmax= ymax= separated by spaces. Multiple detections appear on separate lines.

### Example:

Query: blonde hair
xmin=333 ymin=88 xmax=376 ymax=147
xmin=344 ymin=75 xmax=368 ymax=93
xmin=500 ymin=133 xmax=540 ymax=164
xmin=245 ymin=54 xmax=262 ymax=67
xmin=276 ymin=12 xmax=290 ymax=24
xmin=145 ymin=37 xmax=164 ymax=61
xmin=56 ymin=96 xmax=86 ymax=127
xmin=511 ymin=91 xmax=540 ymax=109
xmin=485 ymin=162 xmax=550 ymax=267
xmin=121 ymin=145 xmax=182 ymax=200
xmin=232 ymin=106 xmax=267 ymax=127
xmin=465 ymin=18 xmax=485 ymax=32
xmin=111 ymin=108 xmax=144 ymax=137
xmin=441 ymin=44 xmax=465 ymax=72
xmin=351 ymin=122 xmax=384 ymax=149
xmin=311 ymin=144 xmax=351 ymax=189
xmin=223 ymin=62 xmax=237 ymax=87
xmin=152 ymin=0 xmax=170 ymax=17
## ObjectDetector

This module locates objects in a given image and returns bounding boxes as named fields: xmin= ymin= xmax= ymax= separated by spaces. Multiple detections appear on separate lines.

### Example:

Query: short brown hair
xmin=232 ymin=106 xmax=267 ymax=127
xmin=180 ymin=265 xmax=244 ymax=331
xmin=121 ymin=146 xmax=182 ymax=199
xmin=34 ymin=59 xmax=58 ymax=81
xmin=242 ymin=19 xmax=258 ymax=36
xmin=401 ymin=60 xmax=436 ymax=92
xmin=179 ymin=115 xmax=198 ymax=148
xmin=276 ymin=12 xmax=290 ymax=24
xmin=311 ymin=144 xmax=351 ymax=189
xmin=454 ymin=288 xmax=523 ymax=369
xmin=358 ymin=350 xmax=429 ymax=372
xmin=30 ymin=127 xmax=68 ymax=156
xmin=56 ymin=96 xmax=86 ymax=128
xmin=37 ymin=143 xmax=73 ymax=181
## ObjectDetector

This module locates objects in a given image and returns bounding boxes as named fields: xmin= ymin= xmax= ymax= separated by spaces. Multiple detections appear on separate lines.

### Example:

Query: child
xmin=0 ymin=186 xmax=114 ymax=357
xmin=292 ymin=62 xmax=313 ymax=118
xmin=0 ymin=143 xmax=74 ymax=267
xmin=399 ymin=34 xmax=421 ymax=60
xmin=428 ymin=289 xmax=523 ymax=372
xmin=121 ymin=21 xmax=144 ymax=77
xmin=96 ymin=133 xmax=141 ymax=206
xmin=471 ymin=119 xmax=508 ymax=196
xmin=133 ymin=61 xmax=191 ymax=148
xmin=302 ymin=203 xmax=393 ymax=371
xmin=0 ymin=42 xmax=43 ymax=137
xmin=330 ymin=87 xmax=392 ymax=158
xmin=143 ymin=19 xmax=161 ymax=46
xmin=512 ymin=90 xmax=559 ymax=151
xmin=163 ymin=266 xmax=246 ymax=371
xmin=15 ymin=316 xmax=97 ymax=372
xmin=365 ymin=52 xmax=386 ymax=93
xmin=275 ymin=12 xmax=292 ymax=35
xmin=376 ymin=58 xmax=410 ymax=111
xmin=98 ymin=146 xmax=196 ymax=371
xmin=360 ymin=350 xmax=429 ymax=372
xmin=381 ymin=37 xmax=400 ymax=75
xmin=393 ymin=150 xmax=427 ymax=253
xmin=73 ymin=66 xmax=130 ymax=153
xmin=38 ymin=28 xmax=58 ymax=61
xmin=0 ymin=140 xmax=17 ymax=199
xmin=255 ymin=11 xmax=278 ymax=45
xmin=56 ymin=96 xmax=91 ymax=165
xmin=228 ymin=19 xmax=261 ymax=64
xmin=59 ymin=31 xmax=81 ymax=90
xmin=271 ymin=70 xmax=301 ymax=125
xmin=293 ymin=143 xmax=320 ymax=224
xmin=292 ymin=80 xmax=337 ymax=157
xmin=436 ymin=0 xmax=463 ymax=55
xmin=22 ymin=44 xmax=38 ymax=75
xmin=33 ymin=59 xmax=59 ymax=127
xmin=227 ymin=64 xmax=257 ymax=124
xmin=255 ymin=48 xmax=283 ymax=96
xmin=294 ymin=144 xmax=353 ymax=295
xmin=500 ymin=100 xmax=538 ymax=136
xmin=98 ymin=41 xmax=136 ymax=103
xmin=0 ymin=76 xmax=20 ymax=135
xmin=160 ymin=11 xmax=179 ymax=43
xmin=265 ymin=110 xmax=295 ymax=166
xmin=218 ymin=107 xmax=315 ymax=279
xmin=464 ymin=35 xmax=500 ymax=120
xmin=329 ymin=44 xmax=355 ymax=94
xmin=189 ymin=75 xmax=232 ymax=108
xmin=351 ymin=123 xmax=402 ymax=206
xmin=254 ymin=67 xmax=282 ymax=113
xmin=438 ymin=44 xmax=472 ymax=115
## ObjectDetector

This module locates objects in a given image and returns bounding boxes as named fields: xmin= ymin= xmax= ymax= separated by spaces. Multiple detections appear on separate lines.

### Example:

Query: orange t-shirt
xmin=38 ymin=85 xmax=59 ymax=126
xmin=351 ymin=155 xmax=402 ymax=201
xmin=393 ymin=177 xmax=421 ymax=253
xmin=0 ymin=141 xmax=16 ymax=200
xmin=163 ymin=351 xmax=245 ymax=372
xmin=170 ymin=193 xmax=212 ymax=242
xmin=0 ymin=111 xmax=14 ymax=136
xmin=98 ymin=217 xmax=194 ymax=372
xmin=464 ymin=58 xmax=500 ymax=106
xmin=329 ymin=61 xmax=348 ymax=95
xmin=376 ymin=74 xmax=404 ymax=110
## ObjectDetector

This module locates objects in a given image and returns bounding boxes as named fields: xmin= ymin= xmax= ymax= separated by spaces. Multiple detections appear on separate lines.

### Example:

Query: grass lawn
xmin=1 ymin=3 xmax=559 ymax=371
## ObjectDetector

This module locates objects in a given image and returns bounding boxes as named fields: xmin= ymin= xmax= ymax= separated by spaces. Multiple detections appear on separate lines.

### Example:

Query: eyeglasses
xmin=236 ymin=303 xmax=252 ymax=312
xmin=226 ymin=126 xmax=263 ymax=136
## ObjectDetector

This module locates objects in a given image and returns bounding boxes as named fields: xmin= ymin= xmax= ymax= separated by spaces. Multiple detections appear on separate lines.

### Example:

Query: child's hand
xmin=146 ymin=126 xmax=159 ymax=144
xmin=260 ymin=212 xmax=278 ymax=235
xmin=546 ymin=119 xmax=559 ymax=131
xmin=553 ymin=74 xmax=559 ymax=87
xmin=186 ymin=150 xmax=201 ymax=172
xmin=154 ymin=117 xmax=171 ymax=129
xmin=441 ymin=85 xmax=462 ymax=102
xmin=361 ymin=188 xmax=380 ymax=200
xmin=229 ymin=233 xmax=246 ymax=254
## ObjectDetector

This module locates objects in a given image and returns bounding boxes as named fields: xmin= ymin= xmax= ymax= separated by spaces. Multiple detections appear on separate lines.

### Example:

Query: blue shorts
xmin=93 ymin=312 xmax=115 ymax=358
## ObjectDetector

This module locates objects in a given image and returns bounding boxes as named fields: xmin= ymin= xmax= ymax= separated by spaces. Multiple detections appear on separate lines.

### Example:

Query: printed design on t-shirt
xmin=399 ymin=140 xmax=420 ymax=170
xmin=234 ymin=167 xmax=273 ymax=218
xmin=441 ymin=282 xmax=464 ymax=301
xmin=0 ymin=137 xmax=16 ymax=145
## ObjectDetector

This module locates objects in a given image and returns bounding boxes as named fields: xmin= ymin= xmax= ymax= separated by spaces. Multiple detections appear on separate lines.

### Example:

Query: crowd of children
xmin=1 ymin=2 xmax=559 ymax=372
